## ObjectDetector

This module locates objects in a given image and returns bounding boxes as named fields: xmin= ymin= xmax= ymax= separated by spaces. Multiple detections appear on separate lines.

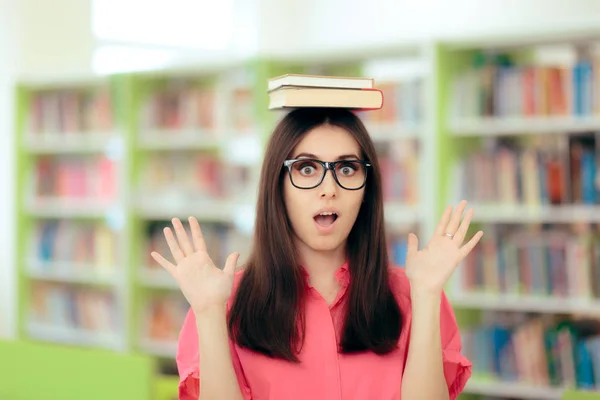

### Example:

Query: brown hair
xmin=228 ymin=107 xmax=402 ymax=362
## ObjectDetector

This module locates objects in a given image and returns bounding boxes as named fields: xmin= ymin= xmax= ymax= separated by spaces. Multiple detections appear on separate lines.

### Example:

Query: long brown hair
xmin=228 ymin=107 xmax=402 ymax=362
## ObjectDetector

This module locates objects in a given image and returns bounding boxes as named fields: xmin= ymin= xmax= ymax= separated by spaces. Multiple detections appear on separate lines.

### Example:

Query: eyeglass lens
xmin=289 ymin=160 xmax=366 ymax=189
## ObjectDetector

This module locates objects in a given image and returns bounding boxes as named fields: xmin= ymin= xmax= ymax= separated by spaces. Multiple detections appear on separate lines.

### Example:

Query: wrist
xmin=193 ymin=303 xmax=227 ymax=322
xmin=409 ymin=283 xmax=442 ymax=302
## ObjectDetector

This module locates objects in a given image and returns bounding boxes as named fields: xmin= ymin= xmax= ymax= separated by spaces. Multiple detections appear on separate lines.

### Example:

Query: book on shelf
xmin=33 ymin=220 xmax=118 ymax=274
xmin=34 ymin=155 xmax=117 ymax=203
xmin=140 ymin=79 xmax=217 ymax=134
xmin=26 ymin=86 xmax=115 ymax=137
xmin=463 ymin=312 xmax=600 ymax=391
xmin=141 ymin=294 xmax=189 ymax=347
xmin=268 ymin=74 xmax=383 ymax=110
xmin=139 ymin=152 xmax=254 ymax=202
xmin=29 ymin=282 xmax=119 ymax=335
xmin=450 ymin=52 xmax=600 ymax=120
xmin=455 ymin=133 xmax=600 ymax=206
xmin=456 ymin=224 xmax=600 ymax=300
xmin=231 ymin=87 xmax=257 ymax=133
xmin=378 ymin=141 xmax=419 ymax=204
xmin=387 ymin=234 xmax=408 ymax=267
xmin=358 ymin=80 xmax=424 ymax=128
xmin=143 ymin=220 xmax=247 ymax=273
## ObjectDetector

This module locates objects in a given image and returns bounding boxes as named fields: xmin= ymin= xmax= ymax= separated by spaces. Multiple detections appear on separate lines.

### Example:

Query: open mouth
xmin=314 ymin=212 xmax=339 ymax=227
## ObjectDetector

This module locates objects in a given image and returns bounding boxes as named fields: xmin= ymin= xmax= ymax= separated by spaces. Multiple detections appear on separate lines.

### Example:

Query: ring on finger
xmin=445 ymin=232 xmax=454 ymax=239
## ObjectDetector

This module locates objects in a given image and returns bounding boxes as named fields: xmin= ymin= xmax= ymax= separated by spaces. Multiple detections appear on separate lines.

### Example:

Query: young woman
xmin=151 ymin=107 xmax=483 ymax=400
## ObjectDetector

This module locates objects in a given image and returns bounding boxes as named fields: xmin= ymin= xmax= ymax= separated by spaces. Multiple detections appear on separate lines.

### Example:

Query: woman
xmin=151 ymin=107 xmax=482 ymax=400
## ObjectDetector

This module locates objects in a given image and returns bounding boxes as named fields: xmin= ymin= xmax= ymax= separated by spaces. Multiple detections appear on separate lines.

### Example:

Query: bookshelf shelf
xmin=449 ymin=293 xmax=600 ymax=316
xmin=365 ymin=122 xmax=423 ymax=141
xmin=23 ymin=132 xmax=122 ymax=154
xmin=464 ymin=379 xmax=564 ymax=399
xmin=26 ymin=200 xmax=115 ymax=219
xmin=469 ymin=204 xmax=600 ymax=224
xmin=138 ymin=129 xmax=223 ymax=151
xmin=26 ymin=262 xmax=120 ymax=286
xmin=449 ymin=116 xmax=600 ymax=136
xmin=138 ymin=269 xmax=179 ymax=290
xmin=384 ymin=203 xmax=421 ymax=226
xmin=136 ymin=197 xmax=254 ymax=224
xmin=26 ymin=321 xmax=124 ymax=351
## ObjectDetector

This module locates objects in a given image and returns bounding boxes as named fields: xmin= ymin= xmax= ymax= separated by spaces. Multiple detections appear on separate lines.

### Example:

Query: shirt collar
xmin=300 ymin=260 xmax=350 ymax=288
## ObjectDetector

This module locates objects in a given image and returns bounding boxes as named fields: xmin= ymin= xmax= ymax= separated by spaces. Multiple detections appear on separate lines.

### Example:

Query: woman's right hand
xmin=150 ymin=216 xmax=239 ymax=315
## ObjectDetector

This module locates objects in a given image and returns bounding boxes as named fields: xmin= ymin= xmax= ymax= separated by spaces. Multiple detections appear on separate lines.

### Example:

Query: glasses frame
xmin=283 ymin=158 xmax=372 ymax=190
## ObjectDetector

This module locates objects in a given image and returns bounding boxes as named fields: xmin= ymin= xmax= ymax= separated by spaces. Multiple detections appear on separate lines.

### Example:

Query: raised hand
xmin=405 ymin=200 xmax=483 ymax=295
xmin=150 ymin=216 xmax=239 ymax=314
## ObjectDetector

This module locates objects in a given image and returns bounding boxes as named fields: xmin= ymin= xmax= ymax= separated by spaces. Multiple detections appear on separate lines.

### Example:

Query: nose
xmin=319 ymin=168 xmax=337 ymax=198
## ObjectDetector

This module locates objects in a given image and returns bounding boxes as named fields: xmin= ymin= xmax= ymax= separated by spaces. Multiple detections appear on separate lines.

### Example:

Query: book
xmin=268 ymin=86 xmax=384 ymax=110
xmin=267 ymin=74 xmax=374 ymax=92
xmin=462 ymin=312 xmax=600 ymax=390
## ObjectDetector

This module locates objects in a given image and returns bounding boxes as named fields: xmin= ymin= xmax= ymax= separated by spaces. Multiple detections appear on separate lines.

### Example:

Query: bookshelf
xmin=14 ymin=76 xmax=132 ymax=353
xmin=437 ymin=36 xmax=600 ymax=398
xmin=129 ymin=63 xmax=261 ymax=361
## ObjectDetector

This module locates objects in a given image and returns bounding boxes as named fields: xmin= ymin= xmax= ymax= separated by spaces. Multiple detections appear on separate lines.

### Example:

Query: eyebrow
xmin=293 ymin=152 xmax=360 ymax=160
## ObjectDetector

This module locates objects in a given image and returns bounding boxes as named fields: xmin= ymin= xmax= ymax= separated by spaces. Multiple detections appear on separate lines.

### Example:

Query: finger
xmin=406 ymin=233 xmax=419 ymax=259
xmin=458 ymin=230 xmax=484 ymax=261
xmin=433 ymin=205 xmax=453 ymax=237
xmin=223 ymin=252 xmax=240 ymax=276
xmin=445 ymin=200 xmax=468 ymax=235
xmin=151 ymin=251 xmax=176 ymax=275
xmin=452 ymin=208 xmax=474 ymax=244
xmin=172 ymin=218 xmax=194 ymax=257
xmin=189 ymin=216 xmax=207 ymax=252
xmin=164 ymin=227 xmax=185 ymax=263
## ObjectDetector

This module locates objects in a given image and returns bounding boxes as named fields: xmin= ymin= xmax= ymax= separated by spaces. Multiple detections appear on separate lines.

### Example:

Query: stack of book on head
xmin=267 ymin=74 xmax=384 ymax=110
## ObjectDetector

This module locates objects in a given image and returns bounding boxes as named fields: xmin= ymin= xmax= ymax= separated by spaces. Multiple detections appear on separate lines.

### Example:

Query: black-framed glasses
xmin=283 ymin=158 xmax=372 ymax=190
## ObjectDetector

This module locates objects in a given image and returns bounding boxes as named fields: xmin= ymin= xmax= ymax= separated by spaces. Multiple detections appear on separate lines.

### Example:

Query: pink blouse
xmin=177 ymin=263 xmax=472 ymax=399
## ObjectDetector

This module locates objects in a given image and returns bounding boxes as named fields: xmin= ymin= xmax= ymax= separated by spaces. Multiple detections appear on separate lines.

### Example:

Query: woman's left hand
xmin=405 ymin=200 xmax=483 ymax=296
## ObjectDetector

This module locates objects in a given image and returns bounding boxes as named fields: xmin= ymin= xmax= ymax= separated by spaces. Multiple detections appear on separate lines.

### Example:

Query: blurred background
xmin=3 ymin=0 xmax=600 ymax=399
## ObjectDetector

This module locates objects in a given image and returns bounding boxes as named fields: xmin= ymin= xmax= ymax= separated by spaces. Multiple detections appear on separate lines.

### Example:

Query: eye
xmin=338 ymin=162 xmax=357 ymax=176
xmin=294 ymin=161 xmax=318 ymax=176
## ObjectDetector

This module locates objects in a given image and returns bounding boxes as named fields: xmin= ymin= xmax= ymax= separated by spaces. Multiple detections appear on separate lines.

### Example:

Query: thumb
xmin=406 ymin=233 xmax=419 ymax=259
xmin=223 ymin=252 xmax=240 ymax=276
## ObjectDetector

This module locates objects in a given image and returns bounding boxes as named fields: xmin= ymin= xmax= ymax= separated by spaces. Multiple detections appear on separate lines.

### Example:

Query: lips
xmin=314 ymin=213 xmax=337 ymax=226
xmin=313 ymin=210 xmax=339 ymax=228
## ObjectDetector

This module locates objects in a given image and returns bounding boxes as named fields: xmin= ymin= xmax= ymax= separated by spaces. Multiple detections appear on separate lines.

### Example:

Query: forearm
xmin=401 ymin=290 xmax=449 ymax=400
xmin=196 ymin=307 xmax=245 ymax=400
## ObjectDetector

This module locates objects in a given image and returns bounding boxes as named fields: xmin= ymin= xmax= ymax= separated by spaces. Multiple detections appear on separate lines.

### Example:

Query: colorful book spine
xmin=463 ymin=313 xmax=600 ymax=391
xmin=451 ymin=56 xmax=600 ymax=119
xmin=455 ymin=134 xmax=599 ymax=206
xmin=459 ymin=226 xmax=600 ymax=299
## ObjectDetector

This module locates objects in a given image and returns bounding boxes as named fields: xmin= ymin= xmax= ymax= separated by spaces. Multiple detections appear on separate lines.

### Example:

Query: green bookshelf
xmin=436 ymin=38 xmax=600 ymax=399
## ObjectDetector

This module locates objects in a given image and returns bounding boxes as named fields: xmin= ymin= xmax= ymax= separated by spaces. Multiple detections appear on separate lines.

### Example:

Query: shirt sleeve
xmin=176 ymin=272 xmax=252 ymax=400
xmin=439 ymin=291 xmax=472 ymax=399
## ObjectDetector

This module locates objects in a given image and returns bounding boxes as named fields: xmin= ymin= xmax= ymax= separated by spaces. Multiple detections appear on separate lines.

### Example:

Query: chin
xmin=307 ymin=236 xmax=345 ymax=252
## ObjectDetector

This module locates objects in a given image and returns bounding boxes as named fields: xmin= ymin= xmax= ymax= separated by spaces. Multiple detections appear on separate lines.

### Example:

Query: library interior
xmin=3 ymin=1 xmax=600 ymax=399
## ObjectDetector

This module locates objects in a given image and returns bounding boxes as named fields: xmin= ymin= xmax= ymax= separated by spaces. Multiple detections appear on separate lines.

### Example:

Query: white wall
xmin=260 ymin=0 xmax=600 ymax=53
xmin=0 ymin=0 xmax=18 ymax=339
xmin=16 ymin=0 xmax=94 ymax=78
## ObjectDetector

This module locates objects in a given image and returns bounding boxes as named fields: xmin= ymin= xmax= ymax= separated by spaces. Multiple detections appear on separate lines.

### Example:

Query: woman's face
xmin=283 ymin=124 xmax=366 ymax=256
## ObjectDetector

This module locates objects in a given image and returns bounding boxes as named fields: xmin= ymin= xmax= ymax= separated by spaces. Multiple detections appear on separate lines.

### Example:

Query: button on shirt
xmin=177 ymin=262 xmax=472 ymax=400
